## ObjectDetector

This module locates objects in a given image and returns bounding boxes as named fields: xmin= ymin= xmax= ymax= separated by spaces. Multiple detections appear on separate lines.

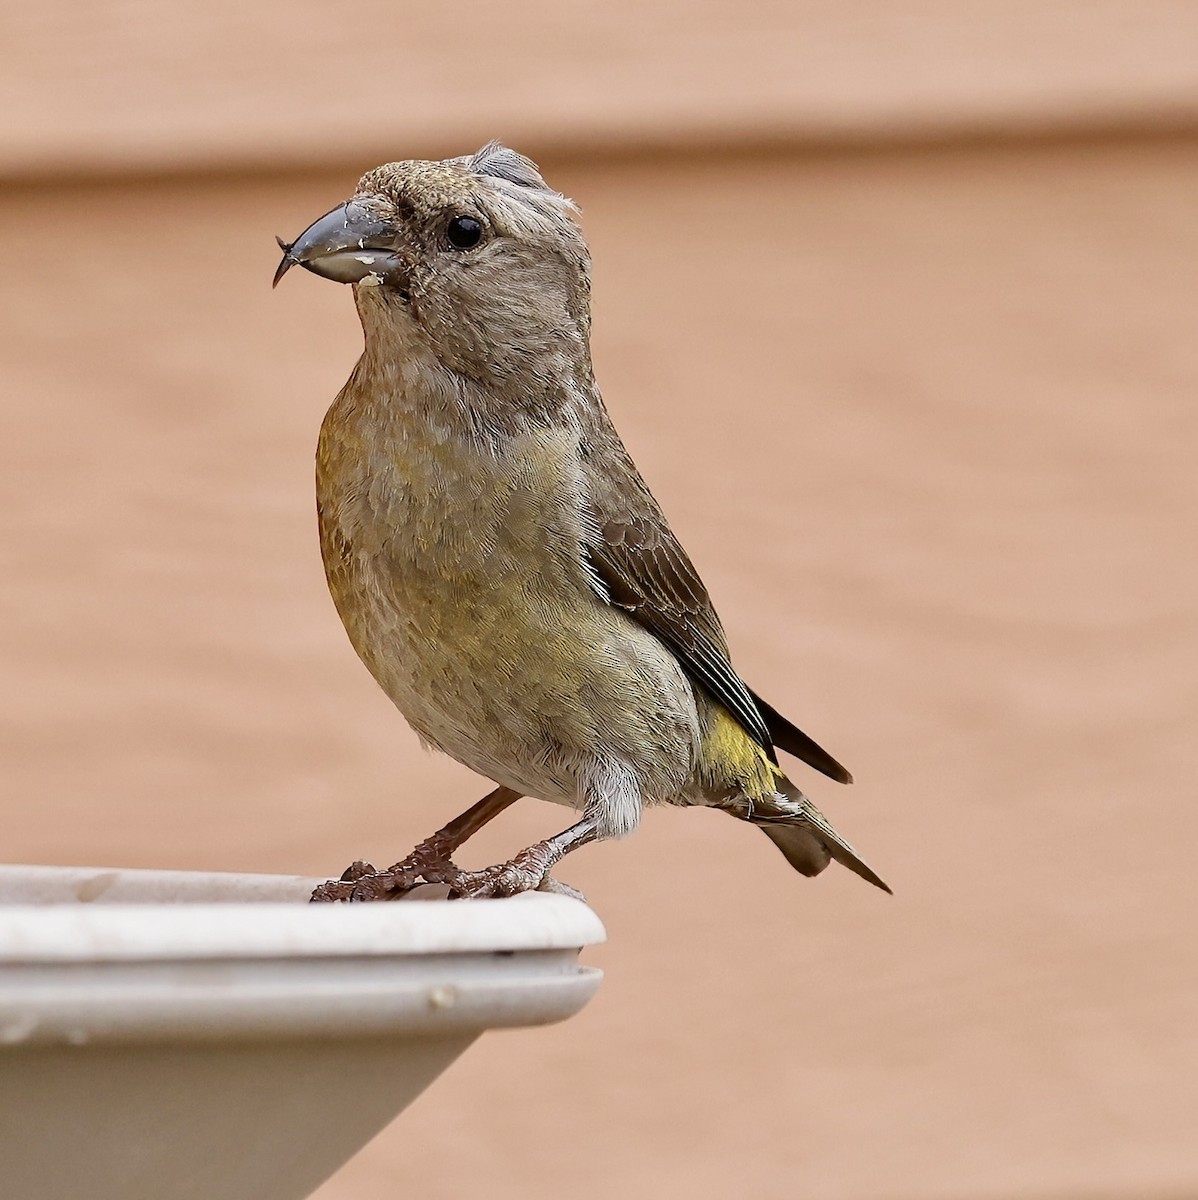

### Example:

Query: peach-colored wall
xmin=3 ymin=5 xmax=1197 ymax=1199
xmin=3 ymin=1 xmax=1197 ymax=177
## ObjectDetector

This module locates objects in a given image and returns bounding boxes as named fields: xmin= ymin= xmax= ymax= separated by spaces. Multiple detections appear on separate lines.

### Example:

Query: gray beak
xmin=273 ymin=199 xmax=402 ymax=288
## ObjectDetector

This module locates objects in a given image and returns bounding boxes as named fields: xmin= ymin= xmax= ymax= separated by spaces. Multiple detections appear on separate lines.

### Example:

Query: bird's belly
xmin=337 ymin=552 xmax=697 ymax=803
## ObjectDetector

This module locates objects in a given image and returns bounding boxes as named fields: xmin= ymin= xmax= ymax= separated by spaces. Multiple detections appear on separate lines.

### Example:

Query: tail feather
xmin=759 ymin=823 xmax=831 ymax=877
xmin=756 ymin=779 xmax=891 ymax=894
xmin=749 ymin=690 xmax=853 ymax=785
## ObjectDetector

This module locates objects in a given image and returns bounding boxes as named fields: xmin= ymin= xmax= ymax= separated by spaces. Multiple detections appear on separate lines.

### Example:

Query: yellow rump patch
xmin=697 ymin=707 xmax=782 ymax=800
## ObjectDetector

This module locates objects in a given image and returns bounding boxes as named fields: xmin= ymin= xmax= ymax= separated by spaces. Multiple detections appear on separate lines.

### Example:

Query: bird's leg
xmin=448 ymin=816 xmax=599 ymax=900
xmin=309 ymin=786 xmax=522 ymax=903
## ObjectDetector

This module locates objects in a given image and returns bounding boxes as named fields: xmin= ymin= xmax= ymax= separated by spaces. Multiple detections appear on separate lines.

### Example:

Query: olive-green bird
xmin=274 ymin=142 xmax=889 ymax=901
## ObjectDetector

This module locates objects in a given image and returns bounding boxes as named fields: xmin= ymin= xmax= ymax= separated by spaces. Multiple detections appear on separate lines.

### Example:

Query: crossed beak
xmin=273 ymin=198 xmax=402 ymax=288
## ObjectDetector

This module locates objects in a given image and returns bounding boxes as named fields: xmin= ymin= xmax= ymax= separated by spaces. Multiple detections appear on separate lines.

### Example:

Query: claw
xmin=537 ymin=875 xmax=587 ymax=902
xmin=309 ymin=878 xmax=357 ymax=903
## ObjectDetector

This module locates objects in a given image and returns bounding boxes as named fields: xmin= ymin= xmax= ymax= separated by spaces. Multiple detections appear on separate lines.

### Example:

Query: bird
xmin=274 ymin=142 xmax=889 ymax=902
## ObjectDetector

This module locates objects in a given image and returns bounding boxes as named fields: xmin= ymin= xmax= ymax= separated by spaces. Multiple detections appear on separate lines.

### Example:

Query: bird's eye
xmin=446 ymin=215 xmax=484 ymax=250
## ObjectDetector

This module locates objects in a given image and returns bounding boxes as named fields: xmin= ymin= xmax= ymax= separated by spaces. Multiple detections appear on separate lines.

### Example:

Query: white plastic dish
xmin=0 ymin=864 xmax=604 ymax=1200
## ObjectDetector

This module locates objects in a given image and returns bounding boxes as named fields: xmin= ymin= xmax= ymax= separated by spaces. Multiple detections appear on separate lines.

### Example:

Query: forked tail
xmin=754 ymin=778 xmax=891 ymax=893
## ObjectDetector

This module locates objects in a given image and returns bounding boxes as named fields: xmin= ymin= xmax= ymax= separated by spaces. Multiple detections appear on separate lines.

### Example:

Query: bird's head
xmin=274 ymin=142 xmax=592 ymax=388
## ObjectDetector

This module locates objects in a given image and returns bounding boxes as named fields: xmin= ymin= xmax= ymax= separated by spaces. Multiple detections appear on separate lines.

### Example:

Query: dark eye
xmin=446 ymin=215 xmax=483 ymax=249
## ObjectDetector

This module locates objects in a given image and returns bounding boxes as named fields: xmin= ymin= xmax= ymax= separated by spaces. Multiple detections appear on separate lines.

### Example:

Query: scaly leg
xmin=309 ymin=786 xmax=522 ymax=902
xmin=448 ymin=816 xmax=599 ymax=900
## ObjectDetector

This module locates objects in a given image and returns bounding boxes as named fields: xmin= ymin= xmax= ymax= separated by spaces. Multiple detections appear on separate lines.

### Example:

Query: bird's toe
xmin=448 ymin=854 xmax=552 ymax=899
xmin=536 ymin=874 xmax=587 ymax=902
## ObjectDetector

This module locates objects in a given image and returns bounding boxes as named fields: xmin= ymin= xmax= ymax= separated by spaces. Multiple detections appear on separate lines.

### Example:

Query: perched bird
xmin=275 ymin=142 xmax=889 ymax=901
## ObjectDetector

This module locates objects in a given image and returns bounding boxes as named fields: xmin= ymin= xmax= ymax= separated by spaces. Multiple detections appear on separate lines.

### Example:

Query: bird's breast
xmin=319 ymin=394 xmax=592 ymax=703
xmin=316 ymin=395 xmax=590 ymax=606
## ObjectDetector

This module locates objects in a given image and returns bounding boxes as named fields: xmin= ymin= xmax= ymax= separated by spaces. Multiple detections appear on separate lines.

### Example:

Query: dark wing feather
xmin=580 ymin=423 xmax=850 ymax=783
xmin=586 ymin=513 xmax=776 ymax=759
xmin=749 ymin=690 xmax=853 ymax=784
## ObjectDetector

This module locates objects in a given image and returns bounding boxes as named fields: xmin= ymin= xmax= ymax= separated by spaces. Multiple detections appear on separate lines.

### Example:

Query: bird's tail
xmin=754 ymin=778 xmax=891 ymax=894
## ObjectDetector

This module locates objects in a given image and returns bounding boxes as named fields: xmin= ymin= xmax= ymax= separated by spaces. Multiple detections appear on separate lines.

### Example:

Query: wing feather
xmin=579 ymin=424 xmax=850 ymax=783
xmin=586 ymin=513 xmax=775 ymax=758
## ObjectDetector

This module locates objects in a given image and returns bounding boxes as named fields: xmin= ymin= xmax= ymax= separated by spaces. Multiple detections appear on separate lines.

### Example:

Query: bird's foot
xmin=447 ymin=843 xmax=582 ymax=901
xmin=309 ymin=837 xmax=461 ymax=903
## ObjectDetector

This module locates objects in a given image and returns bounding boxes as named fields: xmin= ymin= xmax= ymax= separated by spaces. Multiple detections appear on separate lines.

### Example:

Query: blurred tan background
xmin=3 ymin=3 xmax=1198 ymax=1198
